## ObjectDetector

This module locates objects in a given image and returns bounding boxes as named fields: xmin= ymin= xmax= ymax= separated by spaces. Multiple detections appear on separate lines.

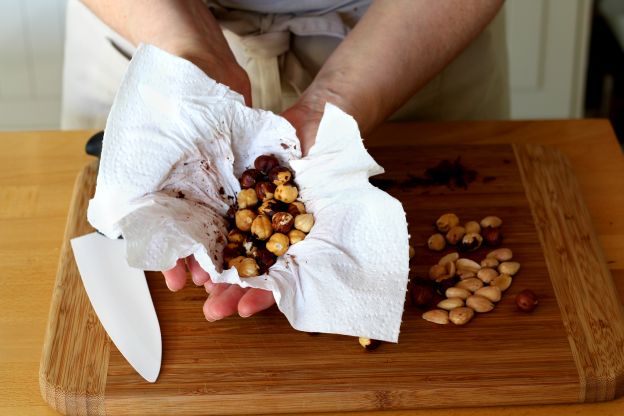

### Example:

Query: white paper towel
xmin=88 ymin=44 xmax=409 ymax=342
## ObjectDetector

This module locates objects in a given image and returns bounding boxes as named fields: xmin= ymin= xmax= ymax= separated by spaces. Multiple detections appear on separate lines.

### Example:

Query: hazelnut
xmin=237 ymin=188 xmax=258 ymax=209
xmin=251 ymin=214 xmax=273 ymax=240
xmin=258 ymin=199 xmax=285 ymax=218
xmin=227 ymin=229 xmax=246 ymax=245
xmin=427 ymin=233 xmax=446 ymax=251
xmin=480 ymin=216 xmax=503 ymax=228
xmin=239 ymin=168 xmax=262 ymax=189
xmin=254 ymin=154 xmax=279 ymax=174
xmin=234 ymin=257 xmax=260 ymax=277
xmin=268 ymin=166 xmax=293 ymax=186
xmin=274 ymin=184 xmax=299 ymax=203
xmin=445 ymin=226 xmax=466 ymax=245
xmin=288 ymin=229 xmax=306 ymax=245
xmin=409 ymin=245 xmax=416 ymax=259
xmin=255 ymin=181 xmax=276 ymax=201
xmin=227 ymin=255 xmax=246 ymax=269
xmin=436 ymin=275 xmax=460 ymax=294
xmin=464 ymin=221 xmax=481 ymax=234
xmin=272 ymin=212 xmax=294 ymax=233
xmin=482 ymin=226 xmax=503 ymax=247
xmin=436 ymin=213 xmax=460 ymax=233
xmin=458 ymin=232 xmax=483 ymax=252
xmin=235 ymin=209 xmax=257 ymax=232
xmin=516 ymin=289 xmax=538 ymax=312
xmin=429 ymin=264 xmax=446 ymax=280
xmin=266 ymin=233 xmax=289 ymax=256
xmin=288 ymin=201 xmax=306 ymax=216
xmin=358 ymin=337 xmax=381 ymax=351
xmin=252 ymin=248 xmax=277 ymax=273
xmin=410 ymin=278 xmax=436 ymax=308
xmin=294 ymin=213 xmax=314 ymax=233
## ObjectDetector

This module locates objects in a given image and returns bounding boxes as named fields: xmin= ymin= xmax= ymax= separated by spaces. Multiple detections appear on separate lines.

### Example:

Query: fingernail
xmin=239 ymin=312 xmax=252 ymax=318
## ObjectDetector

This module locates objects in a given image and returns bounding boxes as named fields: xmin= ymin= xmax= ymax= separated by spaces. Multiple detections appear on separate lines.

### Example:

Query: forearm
xmin=303 ymin=0 xmax=504 ymax=134
xmin=81 ymin=0 xmax=250 ymax=102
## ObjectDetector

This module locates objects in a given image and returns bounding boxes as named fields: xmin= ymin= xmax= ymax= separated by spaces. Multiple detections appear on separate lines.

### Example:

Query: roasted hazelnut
xmin=458 ymin=232 xmax=483 ymax=252
xmin=234 ymin=257 xmax=260 ymax=277
xmin=436 ymin=213 xmax=460 ymax=233
xmin=255 ymin=181 xmax=276 ymax=201
xmin=445 ymin=226 xmax=466 ymax=245
xmin=482 ymin=226 xmax=503 ymax=247
xmin=272 ymin=212 xmax=294 ymax=233
xmin=274 ymin=184 xmax=298 ymax=203
xmin=288 ymin=201 xmax=306 ymax=216
xmin=480 ymin=216 xmax=503 ymax=228
xmin=227 ymin=255 xmax=246 ymax=269
xmin=294 ymin=213 xmax=314 ymax=233
xmin=227 ymin=229 xmax=246 ymax=245
xmin=254 ymin=154 xmax=280 ymax=174
xmin=253 ymin=248 xmax=277 ymax=272
xmin=268 ymin=166 xmax=293 ymax=186
xmin=410 ymin=278 xmax=436 ymax=308
xmin=436 ymin=275 xmax=460 ymax=294
xmin=288 ymin=229 xmax=306 ymax=244
xmin=409 ymin=245 xmax=416 ymax=259
xmin=266 ymin=233 xmax=289 ymax=256
xmin=258 ymin=199 xmax=281 ymax=218
xmin=516 ymin=289 xmax=538 ymax=312
xmin=240 ymin=169 xmax=262 ymax=189
xmin=251 ymin=214 xmax=273 ymax=240
xmin=235 ymin=209 xmax=257 ymax=232
xmin=358 ymin=337 xmax=381 ymax=351
xmin=237 ymin=188 xmax=258 ymax=209
xmin=427 ymin=233 xmax=446 ymax=251
xmin=223 ymin=243 xmax=243 ymax=262
xmin=464 ymin=221 xmax=481 ymax=234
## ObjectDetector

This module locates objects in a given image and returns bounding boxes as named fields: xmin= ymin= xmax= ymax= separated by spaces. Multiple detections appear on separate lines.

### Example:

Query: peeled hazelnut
xmin=294 ymin=213 xmax=314 ymax=233
xmin=475 ymin=286 xmax=502 ymax=302
xmin=480 ymin=216 xmax=503 ymax=228
xmin=449 ymin=307 xmax=474 ymax=325
xmin=227 ymin=255 xmax=246 ymax=269
xmin=458 ymin=232 xmax=483 ymax=252
xmin=498 ymin=261 xmax=521 ymax=276
xmin=436 ymin=213 xmax=460 ymax=233
xmin=288 ymin=229 xmax=306 ymax=245
xmin=288 ymin=201 xmax=306 ymax=216
xmin=410 ymin=278 xmax=436 ymax=308
xmin=237 ymin=188 xmax=258 ymax=209
xmin=446 ymin=226 xmax=466 ymax=245
xmin=235 ymin=209 xmax=257 ymax=232
xmin=476 ymin=267 xmax=498 ymax=284
xmin=516 ymin=289 xmax=538 ymax=312
xmin=254 ymin=154 xmax=279 ymax=174
xmin=251 ymin=214 xmax=273 ymax=240
xmin=427 ymin=233 xmax=446 ymax=251
xmin=464 ymin=221 xmax=481 ymax=234
xmin=275 ymin=184 xmax=299 ymax=203
xmin=438 ymin=252 xmax=459 ymax=266
xmin=480 ymin=257 xmax=499 ymax=268
xmin=266 ymin=233 xmax=289 ymax=256
xmin=252 ymin=248 xmax=277 ymax=273
xmin=234 ymin=257 xmax=260 ymax=277
xmin=466 ymin=295 xmax=494 ymax=313
xmin=422 ymin=309 xmax=449 ymax=325
xmin=482 ymin=226 xmax=503 ymax=247
xmin=486 ymin=248 xmax=513 ymax=262
xmin=491 ymin=274 xmax=513 ymax=291
xmin=268 ymin=166 xmax=293 ymax=186
xmin=240 ymin=169 xmax=262 ymax=189
xmin=227 ymin=229 xmax=245 ymax=245
xmin=255 ymin=181 xmax=276 ymax=201
xmin=359 ymin=337 xmax=382 ymax=350
xmin=272 ymin=212 xmax=294 ymax=233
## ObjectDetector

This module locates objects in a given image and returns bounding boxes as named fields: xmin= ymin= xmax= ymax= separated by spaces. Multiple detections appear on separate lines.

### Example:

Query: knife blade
xmin=71 ymin=232 xmax=161 ymax=382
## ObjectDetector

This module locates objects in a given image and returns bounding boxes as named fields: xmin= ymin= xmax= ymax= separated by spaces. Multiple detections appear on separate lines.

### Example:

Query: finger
xmin=238 ymin=288 xmax=275 ymax=318
xmin=205 ymin=281 xmax=230 ymax=297
xmin=203 ymin=285 xmax=247 ymax=321
xmin=187 ymin=255 xmax=211 ymax=286
xmin=161 ymin=259 xmax=188 ymax=292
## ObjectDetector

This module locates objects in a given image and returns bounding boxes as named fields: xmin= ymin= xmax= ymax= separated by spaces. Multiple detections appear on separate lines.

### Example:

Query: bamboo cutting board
xmin=40 ymin=144 xmax=624 ymax=415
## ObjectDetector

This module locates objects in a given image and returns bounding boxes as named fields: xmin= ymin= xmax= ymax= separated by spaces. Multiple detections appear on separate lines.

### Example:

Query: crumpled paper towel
xmin=88 ymin=44 xmax=409 ymax=342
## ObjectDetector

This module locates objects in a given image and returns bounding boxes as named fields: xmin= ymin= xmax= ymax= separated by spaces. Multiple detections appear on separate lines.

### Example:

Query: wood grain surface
xmin=1 ymin=120 xmax=624 ymax=416
xmin=37 ymin=143 xmax=624 ymax=414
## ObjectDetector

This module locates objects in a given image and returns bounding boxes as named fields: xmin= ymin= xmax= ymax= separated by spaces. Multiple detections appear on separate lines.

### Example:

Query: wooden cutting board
xmin=39 ymin=144 xmax=624 ymax=415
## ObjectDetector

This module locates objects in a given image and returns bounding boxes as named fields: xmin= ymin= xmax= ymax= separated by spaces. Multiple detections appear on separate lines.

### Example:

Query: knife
xmin=71 ymin=232 xmax=161 ymax=382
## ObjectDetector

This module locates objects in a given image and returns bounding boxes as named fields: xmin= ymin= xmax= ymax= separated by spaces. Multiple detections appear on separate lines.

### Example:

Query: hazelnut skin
xmin=268 ymin=166 xmax=293 ymax=186
xmin=288 ymin=201 xmax=306 ymax=216
xmin=235 ymin=209 xmax=257 ymax=232
xmin=237 ymin=188 xmax=258 ymax=209
xmin=427 ymin=233 xmax=446 ymax=251
xmin=410 ymin=278 xmax=436 ymax=308
xmin=227 ymin=229 xmax=246 ymax=245
xmin=272 ymin=212 xmax=294 ymax=233
xmin=436 ymin=213 xmax=460 ymax=233
xmin=255 ymin=181 xmax=276 ymax=201
xmin=251 ymin=214 xmax=273 ymax=240
xmin=274 ymin=184 xmax=299 ymax=203
xmin=294 ymin=213 xmax=314 ymax=233
xmin=254 ymin=154 xmax=279 ymax=174
xmin=266 ymin=233 xmax=289 ymax=256
xmin=288 ymin=229 xmax=306 ymax=244
xmin=458 ymin=232 xmax=483 ymax=252
xmin=253 ymin=248 xmax=277 ymax=272
xmin=258 ymin=199 xmax=280 ymax=218
xmin=223 ymin=243 xmax=243 ymax=262
xmin=516 ymin=289 xmax=538 ymax=312
xmin=482 ymin=226 xmax=503 ymax=247
xmin=240 ymin=169 xmax=262 ymax=189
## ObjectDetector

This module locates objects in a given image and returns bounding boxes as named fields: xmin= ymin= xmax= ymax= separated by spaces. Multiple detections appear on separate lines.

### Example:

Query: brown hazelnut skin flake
xmin=268 ymin=166 xmax=292 ymax=186
xmin=239 ymin=168 xmax=262 ymax=189
xmin=253 ymin=248 xmax=277 ymax=273
xmin=223 ymin=243 xmax=243 ymax=263
xmin=274 ymin=184 xmax=298 ymax=203
xmin=254 ymin=154 xmax=279 ymax=174
xmin=237 ymin=188 xmax=258 ymax=209
xmin=251 ymin=214 xmax=273 ymax=240
xmin=266 ymin=233 xmax=290 ymax=256
xmin=288 ymin=201 xmax=306 ymax=216
xmin=255 ymin=181 xmax=276 ymax=201
xmin=288 ymin=229 xmax=306 ymax=245
xmin=272 ymin=212 xmax=294 ymax=233
xmin=235 ymin=209 xmax=257 ymax=232
xmin=294 ymin=213 xmax=314 ymax=233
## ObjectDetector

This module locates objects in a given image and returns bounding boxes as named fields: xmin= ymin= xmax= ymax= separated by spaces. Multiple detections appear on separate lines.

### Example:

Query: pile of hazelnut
xmin=427 ymin=214 xmax=503 ymax=252
xmin=223 ymin=154 xmax=314 ymax=277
